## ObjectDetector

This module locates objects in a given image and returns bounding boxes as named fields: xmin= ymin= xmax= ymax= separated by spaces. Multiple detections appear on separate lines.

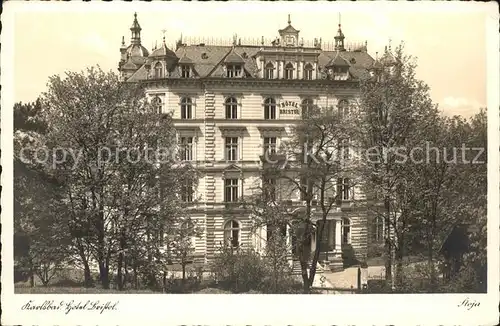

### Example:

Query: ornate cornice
xmin=141 ymin=77 xmax=360 ymax=90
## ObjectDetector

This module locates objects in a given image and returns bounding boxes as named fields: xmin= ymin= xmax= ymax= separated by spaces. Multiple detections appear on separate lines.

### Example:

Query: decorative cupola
xmin=325 ymin=52 xmax=350 ymax=80
xmin=278 ymin=14 xmax=300 ymax=47
xmin=120 ymin=13 xmax=149 ymax=75
xmin=334 ymin=14 xmax=346 ymax=51
xmin=368 ymin=52 xmax=384 ymax=81
xmin=148 ymin=33 xmax=179 ymax=79
xmin=380 ymin=41 xmax=401 ymax=76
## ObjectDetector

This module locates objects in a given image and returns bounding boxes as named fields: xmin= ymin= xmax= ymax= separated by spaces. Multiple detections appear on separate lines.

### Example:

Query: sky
xmin=11 ymin=2 xmax=493 ymax=117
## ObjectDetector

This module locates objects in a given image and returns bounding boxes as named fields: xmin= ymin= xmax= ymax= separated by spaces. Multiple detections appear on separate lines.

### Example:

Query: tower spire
xmin=288 ymin=14 xmax=291 ymax=25
xmin=334 ymin=13 xmax=345 ymax=51
xmin=130 ymin=12 xmax=142 ymax=45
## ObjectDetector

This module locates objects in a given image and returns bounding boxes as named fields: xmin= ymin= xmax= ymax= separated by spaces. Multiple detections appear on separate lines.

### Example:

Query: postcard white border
xmin=2 ymin=1 xmax=499 ymax=325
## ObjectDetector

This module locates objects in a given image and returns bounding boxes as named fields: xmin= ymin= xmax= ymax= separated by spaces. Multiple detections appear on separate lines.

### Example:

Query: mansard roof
xmin=126 ymin=44 xmax=374 ymax=82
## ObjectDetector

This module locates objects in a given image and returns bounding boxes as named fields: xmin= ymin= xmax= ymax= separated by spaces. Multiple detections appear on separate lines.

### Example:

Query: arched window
xmin=284 ymin=63 xmax=294 ymax=79
xmin=154 ymin=62 xmax=163 ymax=78
xmin=301 ymin=98 xmax=314 ymax=118
xmin=342 ymin=217 xmax=351 ymax=244
xmin=225 ymin=97 xmax=238 ymax=119
xmin=224 ymin=220 xmax=241 ymax=248
xmin=303 ymin=63 xmax=313 ymax=80
xmin=264 ymin=97 xmax=276 ymax=120
xmin=338 ymin=99 xmax=349 ymax=118
xmin=151 ymin=96 xmax=162 ymax=114
xmin=180 ymin=97 xmax=192 ymax=119
xmin=373 ymin=216 xmax=384 ymax=242
xmin=265 ymin=62 xmax=275 ymax=79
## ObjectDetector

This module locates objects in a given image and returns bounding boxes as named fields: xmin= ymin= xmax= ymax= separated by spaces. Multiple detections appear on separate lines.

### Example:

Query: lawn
xmin=15 ymin=286 xmax=157 ymax=294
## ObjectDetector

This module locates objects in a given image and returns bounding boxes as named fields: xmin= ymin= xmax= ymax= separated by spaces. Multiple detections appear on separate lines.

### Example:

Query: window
xmin=373 ymin=216 xmax=384 ymax=242
xmin=152 ymin=96 xmax=162 ymax=114
xmin=301 ymin=98 xmax=314 ymax=118
xmin=180 ymin=97 xmax=192 ymax=119
xmin=224 ymin=179 xmax=239 ymax=202
xmin=154 ymin=62 xmax=163 ymax=78
xmin=284 ymin=63 xmax=294 ymax=79
xmin=224 ymin=220 xmax=240 ymax=247
xmin=336 ymin=178 xmax=350 ymax=201
xmin=338 ymin=99 xmax=349 ymax=118
xmin=180 ymin=136 xmax=193 ymax=161
xmin=265 ymin=62 xmax=275 ymax=79
xmin=225 ymin=97 xmax=238 ymax=119
xmin=181 ymin=180 xmax=194 ymax=202
xmin=342 ymin=218 xmax=351 ymax=244
xmin=338 ymin=139 xmax=350 ymax=162
xmin=225 ymin=137 xmax=238 ymax=161
xmin=263 ymin=137 xmax=277 ymax=155
xmin=181 ymin=65 xmax=190 ymax=78
xmin=264 ymin=98 xmax=276 ymax=120
xmin=303 ymin=63 xmax=313 ymax=80
xmin=263 ymin=177 xmax=276 ymax=202
xmin=226 ymin=64 xmax=242 ymax=78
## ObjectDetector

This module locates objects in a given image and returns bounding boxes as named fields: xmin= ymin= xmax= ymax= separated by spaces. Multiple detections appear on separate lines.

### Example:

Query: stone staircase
xmin=291 ymin=260 xmax=325 ymax=275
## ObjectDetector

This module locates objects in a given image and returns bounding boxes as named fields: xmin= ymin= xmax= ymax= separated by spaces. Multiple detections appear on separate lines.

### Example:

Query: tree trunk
xmin=395 ymin=246 xmax=403 ymax=288
xmin=428 ymin=246 xmax=436 ymax=290
xmin=76 ymin=241 xmax=93 ymax=288
xmin=99 ymin=261 xmax=110 ymax=289
xmin=117 ymin=252 xmax=124 ymax=291
xmin=384 ymin=196 xmax=392 ymax=284
xmin=82 ymin=261 xmax=92 ymax=288
xmin=162 ymin=271 xmax=167 ymax=293
xmin=30 ymin=272 xmax=35 ymax=287
xmin=124 ymin=259 xmax=129 ymax=288
xmin=300 ymin=259 xmax=310 ymax=294
xmin=309 ymin=216 xmax=327 ymax=288
xmin=133 ymin=263 xmax=138 ymax=289
xmin=117 ymin=233 xmax=126 ymax=290
xmin=29 ymin=258 xmax=35 ymax=287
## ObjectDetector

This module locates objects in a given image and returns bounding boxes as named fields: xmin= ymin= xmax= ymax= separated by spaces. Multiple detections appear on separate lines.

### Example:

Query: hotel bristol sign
xmin=279 ymin=100 xmax=300 ymax=115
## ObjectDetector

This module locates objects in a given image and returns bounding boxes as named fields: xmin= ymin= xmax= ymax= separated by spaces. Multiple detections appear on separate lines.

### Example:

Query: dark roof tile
xmin=126 ymin=44 xmax=374 ymax=81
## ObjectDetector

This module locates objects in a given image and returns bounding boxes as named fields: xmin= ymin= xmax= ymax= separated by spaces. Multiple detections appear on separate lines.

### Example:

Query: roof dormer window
xmin=154 ymin=62 xmax=163 ymax=78
xmin=226 ymin=64 xmax=242 ymax=78
xmin=181 ymin=65 xmax=190 ymax=78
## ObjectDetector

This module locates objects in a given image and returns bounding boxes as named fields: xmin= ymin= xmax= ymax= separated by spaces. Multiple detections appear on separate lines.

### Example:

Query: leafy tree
xmin=167 ymin=217 xmax=203 ymax=284
xmin=40 ymin=66 xmax=197 ymax=289
xmin=249 ymin=101 xmax=363 ymax=293
xmin=14 ymin=100 xmax=70 ymax=287
xmin=358 ymin=43 xmax=438 ymax=285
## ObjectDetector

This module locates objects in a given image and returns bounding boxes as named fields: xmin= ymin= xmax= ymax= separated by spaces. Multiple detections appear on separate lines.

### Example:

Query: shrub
xmin=210 ymin=245 xmax=301 ymax=293
xmin=210 ymin=246 xmax=267 ymax=293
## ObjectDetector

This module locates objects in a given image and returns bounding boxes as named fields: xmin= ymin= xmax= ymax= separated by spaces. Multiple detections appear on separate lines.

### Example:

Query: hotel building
xmin=118 ymin=13 xmax=386 ymax=270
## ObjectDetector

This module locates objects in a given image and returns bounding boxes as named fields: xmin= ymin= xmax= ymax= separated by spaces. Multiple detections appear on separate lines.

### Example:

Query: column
xmin=335 ymin=219 xmax=342 ymax=251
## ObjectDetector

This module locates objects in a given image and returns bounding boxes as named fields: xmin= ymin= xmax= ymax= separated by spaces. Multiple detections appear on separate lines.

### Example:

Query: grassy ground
xmin=15 ymin=286 xmax=157 ymax=294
